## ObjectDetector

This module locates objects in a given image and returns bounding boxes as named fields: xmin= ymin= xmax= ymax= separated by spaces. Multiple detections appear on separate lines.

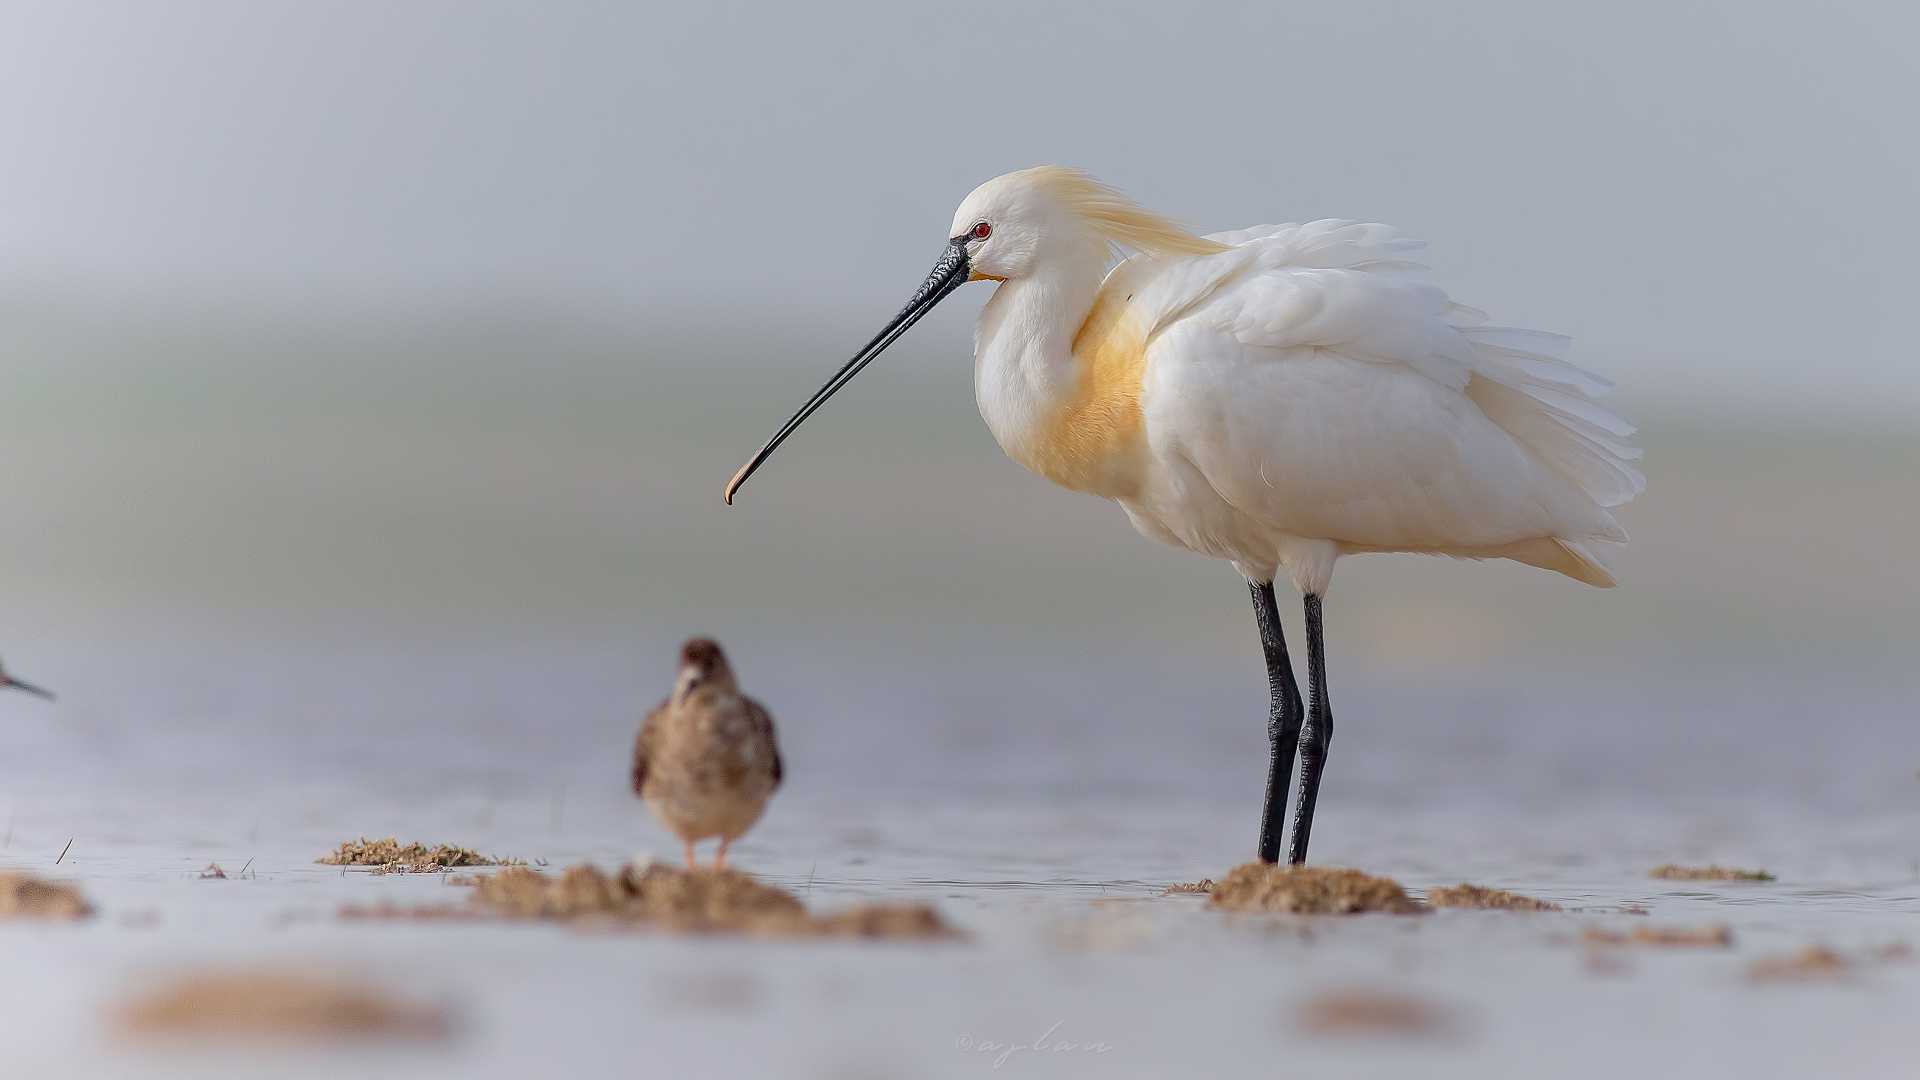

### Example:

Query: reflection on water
xmin=3 ymin=621 xmax=1915 ymax=858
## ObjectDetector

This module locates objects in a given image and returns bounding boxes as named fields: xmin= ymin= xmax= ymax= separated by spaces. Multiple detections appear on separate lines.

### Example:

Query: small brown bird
xmin=0 ymin=657 xmax=53 ymax=701
xmin=631 ymin=638 xmax=782 ymax=869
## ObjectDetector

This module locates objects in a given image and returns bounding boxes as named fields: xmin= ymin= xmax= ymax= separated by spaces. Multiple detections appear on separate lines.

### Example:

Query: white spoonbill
xmin=725 ymin=167 xmax=1641 ymax=865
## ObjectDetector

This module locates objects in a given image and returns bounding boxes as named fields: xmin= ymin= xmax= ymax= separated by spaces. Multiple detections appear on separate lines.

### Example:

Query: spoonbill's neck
xmin=973 ymin=244 xmax=1149 ymax=498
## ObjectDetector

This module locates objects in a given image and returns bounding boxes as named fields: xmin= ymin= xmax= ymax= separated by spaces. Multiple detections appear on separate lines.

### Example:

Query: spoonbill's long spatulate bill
xmin=724 ymin=236 xmax=972 ymax=504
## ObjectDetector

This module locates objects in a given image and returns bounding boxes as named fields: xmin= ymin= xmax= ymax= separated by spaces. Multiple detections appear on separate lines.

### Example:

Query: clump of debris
xmin=1648 ymin=864 xmax=1774 ymax=882
xmin=318 ymin=838 xmax=509 ymax=874
xmin=1206 ymin=863 xmax=1422 ymax=915
xmin=337 ymin=902 xmax=481 ymax=922
xmin=1748 ymin=944 xmax=1849 ymax=982
xmin=0 ymin=869 xmax=93 ymax=920
xmin=1582 ymin=922 xmax=1733 ymax=948
xmin=1299 ymin=989 xmax=1456 ymax=1039
xmin=473 ymin=863 xmax=803 ymax=931
xmin=1745 ymin=941 xmax=1911 ymax=983
xmin=344 ymin=861 xmax=962 ymax=941
xmin=112 ymin=969 xmax=447 ymax=1043
xmin=1424 ymin=883 xmax=1560 ymax=911
xmin=1162 ymin=879 xmax=1214 ymax=896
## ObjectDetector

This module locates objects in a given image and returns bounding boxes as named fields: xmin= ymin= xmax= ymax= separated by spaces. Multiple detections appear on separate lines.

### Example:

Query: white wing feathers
xmin=1457 ymin=327 xmax=1645 ymax=508
xmin=1205 ymin=221 xmax=1428 ymax=273
xmin=1133 ymin=218 xmax=1644 ymax=518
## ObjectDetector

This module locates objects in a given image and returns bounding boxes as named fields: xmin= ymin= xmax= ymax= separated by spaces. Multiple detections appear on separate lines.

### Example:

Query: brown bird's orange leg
xmin=682 ymin=842 xmax=697 ymax=870
xmin=713 ymin=839 xmax=729 ymax=870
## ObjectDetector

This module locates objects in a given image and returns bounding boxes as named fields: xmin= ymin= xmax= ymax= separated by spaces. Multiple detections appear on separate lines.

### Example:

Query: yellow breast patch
xmin=1013 ymin=288 xmax=1150 ymax=498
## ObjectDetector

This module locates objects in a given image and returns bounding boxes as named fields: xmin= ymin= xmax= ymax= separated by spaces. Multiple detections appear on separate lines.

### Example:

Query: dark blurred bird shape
xmin=632 ymin=638 xmax=781 ymax=869
xmin=0 ymin=657 xmax=53 ymax=701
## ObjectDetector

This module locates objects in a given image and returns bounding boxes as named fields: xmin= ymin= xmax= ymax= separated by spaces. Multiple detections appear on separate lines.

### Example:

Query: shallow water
xmin=0 ymin=622 xmax=1916 ymax=1077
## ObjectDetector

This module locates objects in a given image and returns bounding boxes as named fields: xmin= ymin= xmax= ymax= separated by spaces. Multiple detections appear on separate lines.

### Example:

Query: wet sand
xmin=0 ymin=625 xmax=1916 ymax=1078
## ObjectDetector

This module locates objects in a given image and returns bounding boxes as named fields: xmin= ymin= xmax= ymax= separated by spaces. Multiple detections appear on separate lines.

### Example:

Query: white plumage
xmin=1121 ymin=215 xmax=1635 ymax=591
xmin=968 ymin=201 xmax=1641 ymax=597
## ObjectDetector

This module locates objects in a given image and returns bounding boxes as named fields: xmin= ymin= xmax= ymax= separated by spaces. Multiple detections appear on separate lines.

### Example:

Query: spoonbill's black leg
xmin=1250 ymin=580 xmax=1305 ymax=864
xmin=1287 ymin=592 xmax=1334 ymax=864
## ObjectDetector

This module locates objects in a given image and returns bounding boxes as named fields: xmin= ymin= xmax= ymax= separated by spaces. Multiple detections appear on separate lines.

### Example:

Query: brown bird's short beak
xmin=724 ymin=235 xmax=973 ymax=504
xmin=4 ymin=676 xmax=54 ymax=701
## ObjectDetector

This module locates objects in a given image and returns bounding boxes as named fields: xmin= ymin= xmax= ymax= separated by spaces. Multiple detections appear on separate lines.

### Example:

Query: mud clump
xmin=1648 ymin=864 xmax=1773 ymax=882
xmin=338 ymin=901 xmax=481 ymax=922
xmin=319 ymin=838 xmax=506 ymax=874
xmin=112 ymin=970 xmax=448 ymax=1043
xmin=1872 ymin=941 xmax=1912 ymax=961
xmin=1746 ymin=941 xmax=1913 ymax=982
xmin=1207 ymin=863 xmax=1421 ymax=915
xmin=1299 ymin=990 xmax=1453 ymax=1038
xmin=1424 ymin=883 xmax=1560 ymax=911
xmin=436 ymin=862 xmax=962 ymax=940
xmin=474 ymin=863 xmax=806 ymax=933
xmin=812 ymin=902 xmax=960 ymax=940
xmin=0 ymin=869 xmax=93 ymax=920
xmin=1748 ymin=944 xmax=1848 ymax=982
xmin=1582 ymin=922 xmax=1733 ymax=948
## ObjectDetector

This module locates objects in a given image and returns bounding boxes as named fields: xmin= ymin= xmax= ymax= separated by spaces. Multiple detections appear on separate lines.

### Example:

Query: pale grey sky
xmin=2 ymin=1 xmax=1917 ymax=412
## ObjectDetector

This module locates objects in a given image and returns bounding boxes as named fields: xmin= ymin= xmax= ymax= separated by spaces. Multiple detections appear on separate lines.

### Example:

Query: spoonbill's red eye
xmin=972 ymin=222 xmax=991 ymax=239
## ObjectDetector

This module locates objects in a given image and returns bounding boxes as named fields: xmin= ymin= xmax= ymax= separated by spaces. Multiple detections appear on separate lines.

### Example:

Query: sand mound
xmin=112 ymin=970 xmax=447 ymax=1043
xmin=1300 ymin=990 xmax=1452 ymax=1038
xmin=338 ymin=901 xmax=481 ymax=922
xmin=1745 ymin=941 xmax=1913 ymax=982
xmin=319 ymin=838 xmax=505 ymax=874
xmin=1582 ymin=923 xmax=1733 ymax=948
xmin=1648 ymin=864 xmax=1773 ymax=882
xmin=355 ymin=862 xmax=964 ymax=940
xmin=1206 ymin=863 xmax=1421 ymax=915
xmin=1162 ymin=879 xmax=1213 ymax=896
xmin=1748 ymin=944 xmax=1848 ymax=982
xmin=1424 ymin=883 xmax=1560 ymax=911
xmin=0 ymin=869 xmax=93 ymax=920
xmin=474 ymin=863 xmax=806 ymax=933
xmin=812 ymin=902 xmax=961 ymax=939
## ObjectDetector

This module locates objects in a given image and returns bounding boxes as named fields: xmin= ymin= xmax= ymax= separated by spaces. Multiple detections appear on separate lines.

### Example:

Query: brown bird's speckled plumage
xmin=632 ymin=638 xmax=782 ymax=869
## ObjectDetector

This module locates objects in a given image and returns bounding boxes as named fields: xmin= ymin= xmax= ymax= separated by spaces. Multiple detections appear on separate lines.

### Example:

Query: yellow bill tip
xmin=723 ymin=461 xmax=752 ymax=505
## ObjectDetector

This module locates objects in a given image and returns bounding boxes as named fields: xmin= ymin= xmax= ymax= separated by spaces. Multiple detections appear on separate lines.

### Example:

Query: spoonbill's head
xmin=724 ymin=167 xmax=1224 ymax=503
xmin=952 ymin=166 xmax=1226 ymax=282
xmin=944 ymin=169 xmax=1073 ymax=283
xmin=0 ymin=658 xmax=53 ymax=701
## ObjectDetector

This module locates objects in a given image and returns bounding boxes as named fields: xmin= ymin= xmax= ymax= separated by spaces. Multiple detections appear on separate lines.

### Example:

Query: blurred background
xmin=3 ymin=10 xmax=1919 ymax=1073
xmin=0 ymin=1 xmax=1916 ymax=800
